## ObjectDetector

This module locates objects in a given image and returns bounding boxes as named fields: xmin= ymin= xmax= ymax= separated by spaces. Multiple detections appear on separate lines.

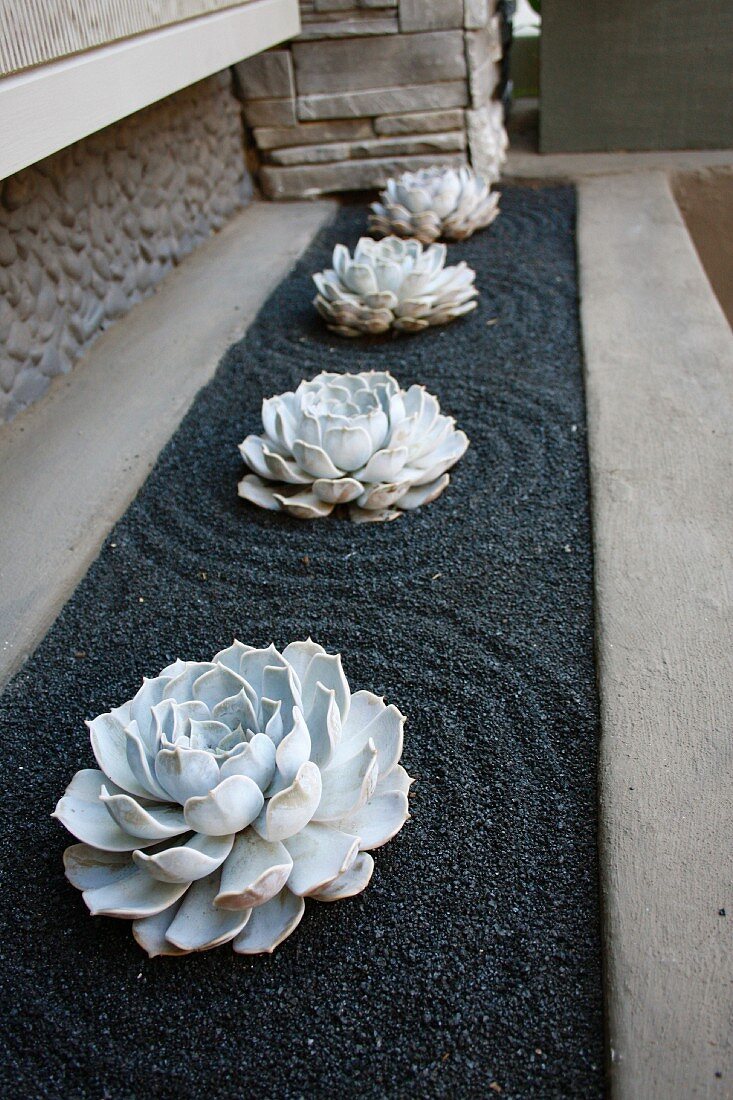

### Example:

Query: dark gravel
xmin=0 ymin=189 xmax=604 ymax=1099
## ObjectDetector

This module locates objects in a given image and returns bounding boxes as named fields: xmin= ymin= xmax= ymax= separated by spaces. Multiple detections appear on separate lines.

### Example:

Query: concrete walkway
xmin=579 ymin=172 xmax=732 ymax=1098
xmin=0 ymin=198 xmax=335 ymax=689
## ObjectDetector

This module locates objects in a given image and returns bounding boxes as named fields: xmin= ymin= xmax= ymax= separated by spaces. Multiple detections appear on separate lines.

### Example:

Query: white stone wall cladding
xmin=0 ymin=72 xmax=251 ymax=424
xmin=235 ymin=0 xmax=507 ymax=197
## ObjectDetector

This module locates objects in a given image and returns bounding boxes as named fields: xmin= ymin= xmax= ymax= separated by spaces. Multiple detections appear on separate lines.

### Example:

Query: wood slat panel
xmin=0 ymin=0 xmax=257 ymax=76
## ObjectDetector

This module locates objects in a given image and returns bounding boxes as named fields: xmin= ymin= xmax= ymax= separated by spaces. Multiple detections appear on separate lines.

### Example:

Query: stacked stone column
xmin=235 ymin=0 xmax=507 ymax=199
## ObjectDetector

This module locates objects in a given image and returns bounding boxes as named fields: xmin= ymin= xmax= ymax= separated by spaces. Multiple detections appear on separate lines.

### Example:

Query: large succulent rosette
xmin=53 ymin=640 xmax=412 ymax=956
xmin=369 ymin=166 xmax=500 ymax=245
xmin=238 ymin=370 xmax=469 ymax=522
xmin=312 ymin=236 xmax=477 ymax=337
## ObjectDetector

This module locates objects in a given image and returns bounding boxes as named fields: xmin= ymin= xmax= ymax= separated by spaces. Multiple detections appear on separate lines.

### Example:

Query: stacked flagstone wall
xmin=235 ymin=0 xmax=507 ymax=198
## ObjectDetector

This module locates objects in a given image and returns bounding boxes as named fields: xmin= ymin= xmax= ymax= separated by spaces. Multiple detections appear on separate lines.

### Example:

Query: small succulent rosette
xmin=369 ymin=166 xmax=500 ymax=245
xmin=313 ymin=236 xmax=477 ymax=337
xmin=53 ymin=640 xmax=413 ymax=957
xmin=238 ymin=369 xmax=469 ymax=522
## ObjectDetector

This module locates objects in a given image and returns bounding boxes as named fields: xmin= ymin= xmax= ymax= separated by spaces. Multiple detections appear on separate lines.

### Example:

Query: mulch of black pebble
xmin=0 ymin=188 xmax=604 ymax=1100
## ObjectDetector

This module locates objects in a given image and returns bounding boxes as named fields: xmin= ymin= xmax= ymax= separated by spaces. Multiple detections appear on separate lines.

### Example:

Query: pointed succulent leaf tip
xmin=310 ymin=238 xmax=477 ymax=341
xmin=154 ymin=746 xmax=221 ymax=805
xmin=254 ymin=760 xmax=322 ymax=843
xmin=275 ymin=707 xmax=311 ymax=785
xmin=233 ymin=888 xmax=305 ymax=955
xmin=53 ymin=769 xmax=170 ymax=852
xmin=88 ymin=713 xmax=154 ymax=800
xmin=214 ymin=830 xmax=293 ymax=911
xmin=284 ymin=823 xmax=361 ymax=897
xmin=55 ymin=642 xmax=413 ymax=955
xmin=164 ymin=872 xmax=251 ymax=952
xmin=238 ymin=369 xmax=469 ymax=521
xmin=219 ymin=732 xmax=276 ymax=790
xmin=184 ymin=775 xmax=264 ymax=836
xmin=311 ymin=852 xmax=375 ymax=901
xmin=370 ymin=165 xmax=501 ymax=244
xmin=83 ymin=868 xmax=189 ymax=919
xmin=100 ymin=785 xmax=189 ymax=840
xmin=133 ymin=901 xmax=189 ymax=957
xmin=133 ymin=833 xmax=235 ymax=884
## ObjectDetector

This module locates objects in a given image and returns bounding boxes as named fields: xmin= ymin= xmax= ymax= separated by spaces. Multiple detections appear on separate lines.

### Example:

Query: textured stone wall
xmin=0 ymin=71 xmax=251 ymax=423
xmin=234 ymin=0 xmax=507 ymax=198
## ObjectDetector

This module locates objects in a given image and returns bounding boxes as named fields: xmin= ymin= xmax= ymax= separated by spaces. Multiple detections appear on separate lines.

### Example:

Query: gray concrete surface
xmin=505 ymin=144 xmax=733 ymax=183
xmin=579 ymin=171 xmax=733 ymax=1097
xmin=0 ymin=198 xmax=335 ymax=689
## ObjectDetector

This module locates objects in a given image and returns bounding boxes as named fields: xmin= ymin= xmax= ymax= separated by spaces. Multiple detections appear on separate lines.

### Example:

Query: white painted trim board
xmin=0 ymin=0 xmax=300 ymax=180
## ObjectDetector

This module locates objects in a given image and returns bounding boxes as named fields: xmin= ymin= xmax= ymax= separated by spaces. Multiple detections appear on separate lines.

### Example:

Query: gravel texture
xmin=0 ymin=189 xmax=604 ymax=1098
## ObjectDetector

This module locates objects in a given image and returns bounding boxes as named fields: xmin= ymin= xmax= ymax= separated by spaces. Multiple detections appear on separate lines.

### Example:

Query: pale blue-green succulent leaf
xmin=133 ymin=833 xmax=234 ymax=884
xmin=280 ymin=639 xmax=325 ymax=688
xmin=238 ymin=369 xmax=469 ymax=520
xmin=232 ymin=888 xmax=305 ymax=955
xmin=164 ymin=872 xmax=250 ymax=951
xmin=305 ymin=682 xmax=342 ymax=770
xmin=192 ymin=665 xmax=247 ymax=711
xmin=55 ymin=642 xmax=413 ymax=955
xmin=275 ymin=707 xmax=311 ymax=785
xmin=254 ymin=760 xmax=322 ymax=843
xmin=162 ymin=662 xmax=216 ymax=704
xmin=53 ymin=769 xmax=164 ymax=852
xmin=371 ymin=166 xmax=500 ymax=244
xmin=215 ymin=830 xmax=293 ymax=911
xmin=311 ymin=852 xmax=375 ymax=901
xmin=211 ymin=689 xmax=259 ymax=735
xmin=396 ymin=473 xmax=451 ymax=511
xmin=300 ymin=652 xmax=350 ymax=724
xmin=336 ymin=791 xmax=410 ymax=851
xmin=129 ymin=677 xmax=169 ymax=750
xmin=64 ymin=844 xmax=134 ymax=890
xmin=284 ymin=823 xmax=360 ymax=897
xmin=88 ymin=713 xmax=153 ymax=799
xmin=219 ymin=732 xmax=276 ymax=790
xmin=375 ymin=763 xmax=414 ymax=797
xmin=330 ymin=702 xmax=404 ymax=779
xmin=124 ymin=723 xmax=171 ymax=801
xmin=154 ymin=745 xmax=221 ymax=804
xmin=83 ymin=867 xmax=188 ymax=918
xmin=184 ymin=775 xmax=264 ymax=837
xmin=100 ymin=785 xmax=189 ymax=840
xmin=239 ymin=644 xmax=287 ymax=701
xmin=314 ymin=739 xmax=379 ymax=822
xmin=132 ymin=900 xmax=189 ymax=956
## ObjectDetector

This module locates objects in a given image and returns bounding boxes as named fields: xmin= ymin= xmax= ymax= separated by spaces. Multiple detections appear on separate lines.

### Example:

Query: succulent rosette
xmin=369 ymin=166 xmax=500 ymax=245
xmin=53 ymin=640 xmax=413 ymax=956
xmin=312 ymin=236 xmax=477 ymax=337
xmin=238 ymin=369 xmax=469 ymax=522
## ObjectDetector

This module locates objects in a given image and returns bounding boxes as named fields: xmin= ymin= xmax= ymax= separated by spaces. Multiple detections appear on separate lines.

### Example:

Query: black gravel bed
xmin=0 ymin=189 xmax=604 ymax=1099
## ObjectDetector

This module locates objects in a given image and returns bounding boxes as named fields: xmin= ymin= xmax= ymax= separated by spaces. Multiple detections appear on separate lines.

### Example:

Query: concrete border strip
xmin=578 ymin=171 xmax=732 ymax=1097
xmin=0 ymin=198 xmax=336 ymax=689
xmin=505 ymin=146 xmax=733 ymax=184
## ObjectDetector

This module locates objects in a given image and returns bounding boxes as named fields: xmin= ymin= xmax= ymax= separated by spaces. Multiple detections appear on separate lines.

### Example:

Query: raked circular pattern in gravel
xmin=0 ymin=188 xmax=604 ymax=1099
